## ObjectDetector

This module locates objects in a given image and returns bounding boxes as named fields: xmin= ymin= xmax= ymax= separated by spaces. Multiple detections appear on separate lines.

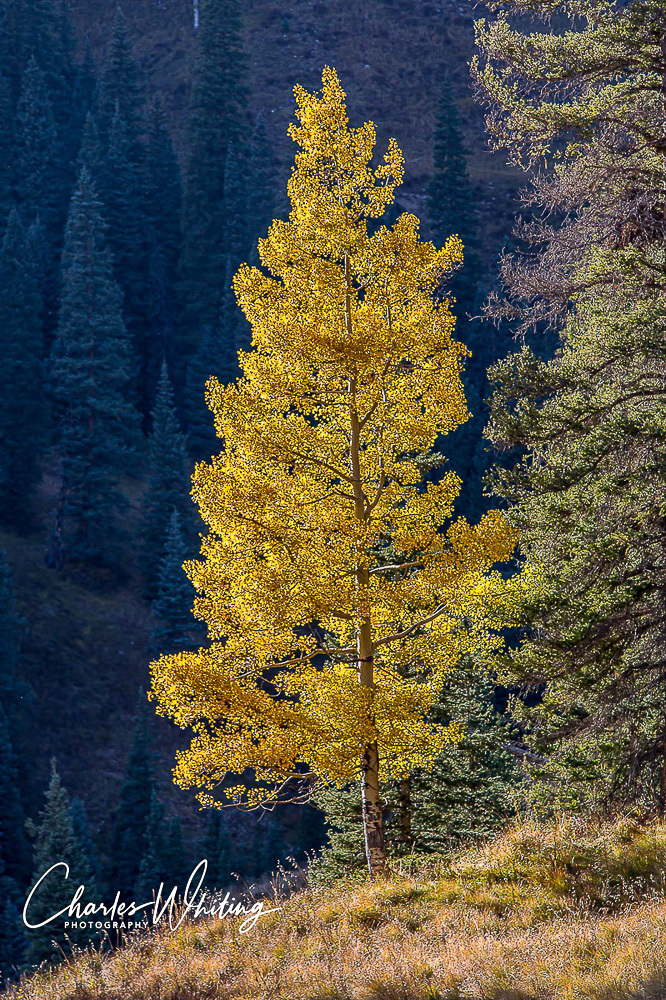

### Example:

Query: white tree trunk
xmin=193 ymin=0 xmax=199 ymax=29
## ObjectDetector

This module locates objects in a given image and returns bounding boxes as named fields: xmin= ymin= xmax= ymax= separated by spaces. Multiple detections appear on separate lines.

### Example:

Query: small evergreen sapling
xmin=150 ymin=511 xmax=200 ymax=656
xmin=25 ymin=763 xmax=96 ymax=964
xmin=109 ymin=695 xmax=155 ymax=900
xmin=140 ymin=364 xmax=192 ymax=600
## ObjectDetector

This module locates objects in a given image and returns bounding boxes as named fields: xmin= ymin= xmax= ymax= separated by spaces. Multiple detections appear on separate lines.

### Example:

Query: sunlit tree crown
xmin=150 ymin=67 xmax=517 ymax=814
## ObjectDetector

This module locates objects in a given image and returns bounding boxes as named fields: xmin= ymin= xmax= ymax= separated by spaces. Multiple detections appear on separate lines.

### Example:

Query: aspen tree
xmin=150 ymin=68 xmax=517 ymax=876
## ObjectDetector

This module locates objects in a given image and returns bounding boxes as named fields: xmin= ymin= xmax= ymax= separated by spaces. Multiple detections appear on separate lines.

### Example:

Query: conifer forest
xmin=3 ymin=0 xmax=666 ymax=995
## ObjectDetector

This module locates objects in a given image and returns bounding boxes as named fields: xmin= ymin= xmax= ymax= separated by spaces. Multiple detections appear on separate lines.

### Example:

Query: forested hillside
xmin=0 ymin=0 xmax=522 ymax=977
xmin=4 ymin=0 xmax=666 ymax=991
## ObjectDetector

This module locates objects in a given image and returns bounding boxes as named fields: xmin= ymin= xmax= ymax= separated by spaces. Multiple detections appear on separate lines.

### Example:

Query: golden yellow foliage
xmin=149 ymin=67 xmax=517 ymax=825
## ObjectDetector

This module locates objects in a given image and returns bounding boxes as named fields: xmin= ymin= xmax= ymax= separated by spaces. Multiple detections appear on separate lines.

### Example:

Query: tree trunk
xmin=660 ymin=680 xmax=666 ymax=816
xmin=361 ymin=739 xmax=385 ymax=876
xmin=345 ymin=252 xmax=386 ymax=878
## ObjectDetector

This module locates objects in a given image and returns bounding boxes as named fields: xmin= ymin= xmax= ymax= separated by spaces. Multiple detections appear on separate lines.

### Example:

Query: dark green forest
xmin=3 ymin=0 xmax=665 ymax=986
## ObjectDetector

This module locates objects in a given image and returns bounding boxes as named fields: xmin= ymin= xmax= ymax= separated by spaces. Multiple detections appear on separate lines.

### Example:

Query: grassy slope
xmin=11 ymin=817 xmax=666 ymax=999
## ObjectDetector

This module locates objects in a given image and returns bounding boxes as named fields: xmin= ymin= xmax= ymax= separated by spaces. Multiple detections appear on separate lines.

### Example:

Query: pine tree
xmin=0 ymin=827 xmax=26 ymax=984
xmin=97 ymin=8 xmax=144 ymax=152
xmin=200 ymin=809 xmax=234 ymax=889
xmin=76 ymin=110 xmax=103 ymax=179
xmin=410 ymin=660 xmax=520 ymax=851
xmin=258 ymin=815 xmax=285 ymax=877
xmin=0 ymin=702 xmax=30 ymax=886
xmin=184 ymin=323 xmax=237 ymax=460
xmin=0 ymin=210 xmax=47 ymax=527
xmin=295 ymin=803 xmax=326 ymax=862
xmin=0 ymin=75 xmax=14 ymax=220
xmin=0 ymin=0 xmax=70 ymax=111
xmin=144 ymin=100 xmax=182 ymax=393
xmin=97 ymin=102 xmax=150 ymax=414
xmin=0 ymin=552 xmax=23 ymax=698
xmin=109 ymin=694 xmax=154 ymax=899
xmin=69 ymin=797 xmax=100 ymax=894
xmin=310 ymin=783 xmax=364 ymax=884
xmin=247 ymin=113 xmax=277 ymax=264
xmin=161 ymin=815 xmax=188 ymax=890
xmin=15 ymin=56 xmax=58 ymax=230
xmin=475 ymin=0 xmax=666 ymax=814
xmin=313 ymin=662 xmax=519 ymax=877
xmin=0 ymin=858 xmax=26 ymax=984
xmin=150 ymin=511 xmax=199 ymax=655
xmin=428 ymin=78 xmax=480 ymax=315
xmin=49 ymin=167 xmax=139 ymax=568
xmin=217 ymin=144 xmax=249 ymax=358
xmin=66 ymin=39 xmax=98 ymax=188
xmin=0 ymin=0 xmax=32 ymax=107
xmin=134 ymin=791 xmax=165 ymax=900
xmin=427 ymin=78 xmax=487 ymax=524
xmin=25 ymin=763 xmax=97 ymax=964
xmin=140 ymin=364 xmax=192 ymax=599
xmin=178 ymin=0 xmax=248 ymax=363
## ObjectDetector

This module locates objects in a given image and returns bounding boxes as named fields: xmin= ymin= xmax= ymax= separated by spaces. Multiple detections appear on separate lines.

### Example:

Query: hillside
xmin=7 ymin=0 xmax=522 ymax=853
xmin=70 ymin=0 xmax=519 ymax=259
xmin=10 ymin=817 xmax=666 ymax=999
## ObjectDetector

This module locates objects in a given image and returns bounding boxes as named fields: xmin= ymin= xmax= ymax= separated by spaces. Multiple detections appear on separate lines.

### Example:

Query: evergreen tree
xmin=0 ymin=0 xmax=32 ymax=107
xmin=0 ymin=210 xmax=47 ymax=526
xmin=49 ymin=167 xmax=139 ymax=568
xmin=97 ymin=102 xmax=150 ymax=412
xmin=0 ymin=552 xmax=23 ymax=698
xmin=25 ymin=763 xmax=96 ymax=964
xmin=145 ymin=99 xmax=182 ymax=392
xmin=70 ymin=797 xmax=100 ymax=894
xmin=161 ymin=815 xmax=188 ymax=891
xmin=0 ymin=701 xmax=30 ymax=885
xmin=427 ymin=78 xmax=488 ymax=524
xmin=54 ymin=0 xmax=76 ymax=98
xmin=97 ymin=7 xmax=144 ymax=152
xmin=133 ymin=791 xmax=165 ymax=900
xmin=76 ymin=110 xmax=103 ymax=180
xmin=409 ymin=660 xmax=520 ymax=850
xmin=295 ymin=803 xmax=326 ymax=862
xmin=178 ymin=0 xmax=248 ymax=363
xmin=247 ymin=113 xmax=277 ymax=264
xmin=0 ymin=75 xmax=14 ymax=220
xmin=312 ymin=661 xmax=520 ymax=878
xmin=0 ymin=0 xmax=71 ymax=111
xmin=216 ymin=144 xmax=249 ymax=359
xmin=200 ymin=809 xmax=234 ymax=889
xmin=15 ymin=56 xmax=58 ymax=230
xmin=475 ymin=0 xmax=666 ymax=813
xmin=258 ymin=815 xmax=284 ymax=877
xmin=0 ymin=851 xmax=26 ymax=984
xmin=109 ymin=694 xmax=154 ymax=899
xmin=149 ymin=510 xmax=199 ymax=655
xmin=310 ymin=783 xmax=363 ymax=883
xmin=184 ymin=322 xmax=237 ymax=459
xmin=66 ymin=39 xmax=98 ymax=185
xmin=140 ymin=363 xmax=192 ymax=599
xmin=428 ymin=77 xmax=481 ymax=318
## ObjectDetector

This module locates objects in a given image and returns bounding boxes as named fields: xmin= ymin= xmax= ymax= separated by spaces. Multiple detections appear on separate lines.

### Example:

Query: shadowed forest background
xmin=0 ymin=0 xmax=526 ymax=974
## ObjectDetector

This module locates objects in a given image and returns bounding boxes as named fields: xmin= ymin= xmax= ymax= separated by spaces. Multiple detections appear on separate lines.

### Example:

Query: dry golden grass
xmin=11 ymin=816 xmax=666 ymax=1000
